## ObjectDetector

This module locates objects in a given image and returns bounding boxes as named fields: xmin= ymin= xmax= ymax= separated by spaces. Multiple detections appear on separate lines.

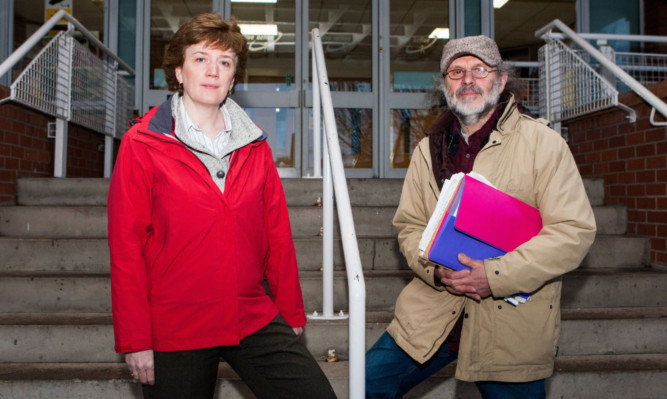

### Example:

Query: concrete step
xmin=15 ymin=177 xmax=606 ymax=207
xmin=0 ymin=269 xmax=665 ymax=313
xmin=0 ymin=233 xmax=649 ymax=274
xmin=0 ymin=354 xmax=664 ymax=398
xmin=0 ymin=308 xmax=665 ymax=363
xmin=0 ymin=203 xmax=629 ymax=238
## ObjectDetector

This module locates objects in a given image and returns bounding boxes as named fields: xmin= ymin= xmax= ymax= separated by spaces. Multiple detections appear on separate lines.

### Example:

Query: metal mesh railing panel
xmin=521 ymin=77 xmax=540 ymax=116
xmin=615 ymin=52 xmax=667 ymax=87
xmin=10 ymin=32 xmax=70 ymax=119
xmin=115 ymin=76 xmax=135 ymax=138
xmin=70 ymin=39 xmax=111 ymax=133
xmin=538 ymin=39 xmax=618 ymax=123
xmin=8 ymin=30 xmax=134 ymax=138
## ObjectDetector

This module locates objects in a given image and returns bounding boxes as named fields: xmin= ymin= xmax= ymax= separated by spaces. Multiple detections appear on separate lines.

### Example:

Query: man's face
xmin=442 ymin=55 xmax=508 ymax=124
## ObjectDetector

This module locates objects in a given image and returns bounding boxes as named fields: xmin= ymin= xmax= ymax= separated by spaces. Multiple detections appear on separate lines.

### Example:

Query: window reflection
xmin=390 ymin=108 xmax=438 ymax=169
xmin=389 ymin=0 xmax=449 ymax=93
xmin=246 ymin=107 xmax=296 ymax=168
xmin=232 ymin=0 xmax=296 ymax=91
xmin=149 ymin=0 xmax=211 ymax=90
xmin=310 ymin=0 xmax=373 ymax=92
xmin=335 ymin=108 xmax=372 ymax=168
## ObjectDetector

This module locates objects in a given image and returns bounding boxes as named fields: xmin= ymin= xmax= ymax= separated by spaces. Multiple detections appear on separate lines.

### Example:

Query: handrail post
xmin=312 ymin=44 xmax=322 ymax=178
xmin=309 ymin=28 xmax=366 ymax=399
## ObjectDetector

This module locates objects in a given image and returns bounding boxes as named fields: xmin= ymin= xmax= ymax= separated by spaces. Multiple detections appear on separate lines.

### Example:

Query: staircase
xmin=0 ymin=177 xmax=665 ymax=398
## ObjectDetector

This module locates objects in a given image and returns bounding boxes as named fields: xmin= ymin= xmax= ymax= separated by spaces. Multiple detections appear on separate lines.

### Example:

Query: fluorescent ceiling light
xmin=231 ymin=0 xmax=277 ymax=3
xmin=428 ymin=28 xmax=450 ymax=40
xmin=239 ymin=24 xmax=278 ymax=36
xmin=494 ymin=0 xmax=510 ymax=8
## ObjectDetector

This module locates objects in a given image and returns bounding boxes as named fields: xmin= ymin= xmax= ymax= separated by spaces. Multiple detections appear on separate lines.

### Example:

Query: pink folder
xmin=426 ymin=175 xmax=542 ymax=271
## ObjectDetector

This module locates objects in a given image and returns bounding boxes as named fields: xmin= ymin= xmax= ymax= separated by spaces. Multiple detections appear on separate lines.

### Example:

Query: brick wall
xmin=566 ymin=80 xmax=667 ymax=267
xmin=0 ymin=86 xmax=109 ymax=204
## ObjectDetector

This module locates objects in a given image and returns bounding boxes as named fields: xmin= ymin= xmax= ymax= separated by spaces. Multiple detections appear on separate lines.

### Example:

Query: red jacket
xmin=108 ymin=100 xmax=305 ymax=353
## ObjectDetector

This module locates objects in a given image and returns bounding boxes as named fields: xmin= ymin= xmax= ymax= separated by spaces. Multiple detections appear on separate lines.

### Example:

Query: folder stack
xmin=418 ymin=172 xmax=543 ymax=305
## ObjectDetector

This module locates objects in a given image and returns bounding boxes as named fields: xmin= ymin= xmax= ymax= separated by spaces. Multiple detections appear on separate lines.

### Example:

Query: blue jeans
xmin=366 ymin=332 xmax=546 ymax=399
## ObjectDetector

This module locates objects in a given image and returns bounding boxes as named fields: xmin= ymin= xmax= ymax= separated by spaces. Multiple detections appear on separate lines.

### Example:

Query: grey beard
xmin=444 ymin=79 xmax=503 ymax=126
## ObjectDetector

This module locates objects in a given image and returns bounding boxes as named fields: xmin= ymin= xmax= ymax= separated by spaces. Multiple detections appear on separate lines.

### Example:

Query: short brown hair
xmin=163 ymin=13 xmax=248 ymax=97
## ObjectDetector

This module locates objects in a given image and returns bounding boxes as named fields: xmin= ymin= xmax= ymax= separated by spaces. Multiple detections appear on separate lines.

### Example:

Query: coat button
xmin=216 ymin=170 xmax=226 ymax=178
xmin=495 ymin=270 xmax=499 ymax=275
xmin=464 ymin=313 xmax=469 ymax=319
xmin=498 ymin=305 xmax=502 ymax=310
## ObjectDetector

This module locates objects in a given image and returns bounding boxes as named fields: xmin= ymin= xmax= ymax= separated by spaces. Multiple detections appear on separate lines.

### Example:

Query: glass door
xmin=304 ymin=0 xmax=376 ymax=178
xmin=381 ymin=0 xmax=450 ymax=178
xmin=229 ymin=0 xmax=302 ymax=177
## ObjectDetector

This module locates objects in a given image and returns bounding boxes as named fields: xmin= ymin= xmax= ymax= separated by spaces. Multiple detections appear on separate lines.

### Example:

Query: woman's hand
xmin=126 ymin=349 xmax=155 ymax=386
xmin=292 ymin=327 xmax=304 ymax=336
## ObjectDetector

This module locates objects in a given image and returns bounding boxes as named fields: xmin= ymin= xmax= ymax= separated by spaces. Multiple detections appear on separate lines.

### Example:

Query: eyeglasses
xmin=443 ymin=67 xmax=497 ymax=80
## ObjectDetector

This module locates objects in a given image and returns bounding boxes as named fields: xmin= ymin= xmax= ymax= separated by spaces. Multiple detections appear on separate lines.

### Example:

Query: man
xmin=365 ymin=35 xmax=596 ymax=398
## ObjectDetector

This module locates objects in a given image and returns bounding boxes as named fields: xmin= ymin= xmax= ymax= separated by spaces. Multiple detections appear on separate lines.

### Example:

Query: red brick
xmin=652 ymin=238 xmax=666 ymax=251
xmin=593 ymin=163 xmax=610 ymax=174
xmin=609 ymin=161 xmax=625 ymax=172
xmin=609 ymin=135 xmax=626 ymax=148
xmin=627 ymin=131 xmax=645 ymax=145
xmin=638 ymin=223 xmax=657 ymax=236
xmin=658 ymin=170 xmax=667 ymax=182
xmin=658 ymin=198 xmax=667 ymax=209
xmin=657 ymin=141 xmax=667 ymax=155
xmin=601 ymin=149 xmax=617 ymax=161
xmin=648 ymin=211 xmax=667 ymax=223
xmin=645 ymin=128 xmax=666 ymax=142
xmin=4 ymin=132 xmax=20 ymax=145
xmin=646 ymin=155 xmax=667 ymax=169
xmin=647 ymin=183 xmax=667 ymax=196
xmin=637 ymin=170 xmax=656 ymax=183
xmin=618 ymin=147 xmax=636 ymax=159
xmin=655 ymin=252 xmax=667 ymax=266
xmin=627 ymin=184 xmax=646 ymax=196
xmin=628 ymin=209 xmax=646 ymax=222
xmin=586 ymin=129 xmax=602 ymax=141
xmin=627 ymin=223 xmax=637 ymax=235
xmin=627 ymin=158 xmax=645 ymax=170
xmin=618 ymin=172 xmax=636 ymax=184
xmin=609 ymin=185 xmax=626 ymax=197
xmin=637 ymin=197 xmax=656 ymax=209
xmin=617 ymin=123 xmax=633 ymax=135
xmin=637 ymin=144 xmax=657 ymax=157
xmin=658 ymin=224 xmax=667 ymax=237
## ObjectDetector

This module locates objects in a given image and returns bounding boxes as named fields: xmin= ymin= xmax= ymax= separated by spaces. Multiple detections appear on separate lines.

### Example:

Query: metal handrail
xmin=535 ymin=19 xmax=667 ymax=121
xmin=310 ymin=28 xmax=366 ymax=399
xmin=0 ymin=9 xmax=134 ymax=80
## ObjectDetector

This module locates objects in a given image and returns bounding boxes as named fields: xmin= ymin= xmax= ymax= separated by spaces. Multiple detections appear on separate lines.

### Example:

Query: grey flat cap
xmin=440 ymin=35 xmax=502 ymax=73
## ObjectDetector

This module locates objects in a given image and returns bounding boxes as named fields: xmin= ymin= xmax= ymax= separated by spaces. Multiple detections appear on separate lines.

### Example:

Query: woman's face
xmin=175 ymin=41 xmax=237 ymax=109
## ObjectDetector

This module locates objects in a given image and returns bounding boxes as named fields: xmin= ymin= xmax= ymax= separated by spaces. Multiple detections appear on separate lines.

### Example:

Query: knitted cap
xmin=440 ymin=35 xmax=502 ymax=73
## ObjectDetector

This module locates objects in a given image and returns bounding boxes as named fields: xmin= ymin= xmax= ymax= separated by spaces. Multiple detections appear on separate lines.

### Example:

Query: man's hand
xmin=126 ymin=349 xmax=155 ymax=386
xmin=292 ymin=326 xmax=304 ymax=336
xmin=436 ymin=253 xmax=492 ymax=301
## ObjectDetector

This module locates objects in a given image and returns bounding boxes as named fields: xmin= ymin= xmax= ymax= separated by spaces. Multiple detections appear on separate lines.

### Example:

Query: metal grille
xmin=615 ymin=52 xmax=667 ymax=87
xmin=9 ymin=30 xmax=134 ymax=138
xmin=11 ymin=32 xmax=71 ymax=119
xmin=538 ymin=38 xmax=618 ymax=123
xmin=115 ymin=75 xmax=135 ymax=137
xmin=521 ymin=78 xmax=540 ymax=115
xmin=70 ymin=38 xmax=110 ymax=133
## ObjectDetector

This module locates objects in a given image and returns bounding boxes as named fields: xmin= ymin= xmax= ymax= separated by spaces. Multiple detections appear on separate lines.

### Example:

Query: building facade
xmin=1 ymin=0 xmax=658 ymax=179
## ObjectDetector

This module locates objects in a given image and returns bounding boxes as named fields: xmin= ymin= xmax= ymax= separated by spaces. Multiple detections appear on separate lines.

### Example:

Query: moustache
xmin=457 ymin=86 xmax=483 ymax=96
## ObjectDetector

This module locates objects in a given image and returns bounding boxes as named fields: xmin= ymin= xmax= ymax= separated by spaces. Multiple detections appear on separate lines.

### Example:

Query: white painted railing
xmin=0 ymin=9 xmax=135 ymax=177
xmin=309 ymin=28 xmax=366 ymax=399
xmin=536 ymin=19 xmax=667 ymax=127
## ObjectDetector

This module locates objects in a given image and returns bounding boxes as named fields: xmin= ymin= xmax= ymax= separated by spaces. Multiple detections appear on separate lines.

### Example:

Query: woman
xmin=108 ymin=13 xmax=336 ymax=399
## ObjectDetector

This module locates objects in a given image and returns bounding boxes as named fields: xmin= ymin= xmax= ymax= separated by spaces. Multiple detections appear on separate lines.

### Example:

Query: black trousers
xmin=142 ymin=314 xmax=337 ymax=399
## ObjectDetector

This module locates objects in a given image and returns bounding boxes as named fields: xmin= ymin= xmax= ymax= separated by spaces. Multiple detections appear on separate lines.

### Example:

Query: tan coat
xmin=386 ymin=98 xmax=597 ymax=382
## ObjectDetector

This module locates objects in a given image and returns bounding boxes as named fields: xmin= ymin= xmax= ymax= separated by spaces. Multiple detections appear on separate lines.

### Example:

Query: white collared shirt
xmin=179 ymin=98 xmax=233 ymax=158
